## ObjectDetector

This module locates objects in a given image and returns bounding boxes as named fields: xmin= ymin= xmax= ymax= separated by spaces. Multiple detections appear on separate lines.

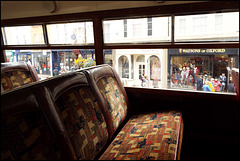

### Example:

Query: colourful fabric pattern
xmin=99 ymin=111 xmax=182 ymax=160
xmin=1 ymin=111 xmax=62 ymax=160
xmin=1 ymin=71 xmax=34 ymax=91
xmin=97 ymin=76 xmax=128 ymax=132
xmin=56 ymin=86 xmax=108 ymax=160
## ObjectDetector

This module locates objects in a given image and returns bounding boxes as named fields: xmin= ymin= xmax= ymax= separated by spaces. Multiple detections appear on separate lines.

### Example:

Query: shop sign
xmin=179 ymin=48 xmax=225 ymax=53
xmin=169 ymin=48 xmax=238 ymax=55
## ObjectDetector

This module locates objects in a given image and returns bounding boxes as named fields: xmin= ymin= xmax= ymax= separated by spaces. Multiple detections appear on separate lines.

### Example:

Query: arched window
xmin=118 ymin=56 xmax=129 ymax=78
xmin=148 ymin=56 xmax=161 ymax=80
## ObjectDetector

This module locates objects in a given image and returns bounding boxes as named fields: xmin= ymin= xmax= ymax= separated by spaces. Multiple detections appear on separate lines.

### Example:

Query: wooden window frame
xmin=1 ymin=1 xmax=239 ymax=67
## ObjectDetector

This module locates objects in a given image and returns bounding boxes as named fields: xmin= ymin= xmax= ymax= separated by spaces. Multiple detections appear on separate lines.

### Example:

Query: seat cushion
xmin=99 ymin=111 xmax=182 ymax=160
xmin=55 ymin=86 xmax=109 ymax=160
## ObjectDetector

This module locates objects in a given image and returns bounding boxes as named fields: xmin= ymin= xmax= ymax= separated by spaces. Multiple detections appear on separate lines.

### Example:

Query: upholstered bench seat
xmin=1 ymin=64 xmax=183 ymax=160
xmin=99 ymin=111 xmax=182 ymax=160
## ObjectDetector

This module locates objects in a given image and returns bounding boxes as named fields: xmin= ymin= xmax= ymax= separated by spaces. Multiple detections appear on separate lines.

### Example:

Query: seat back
xmin=1 ymin=62 xmax=39 ymax=92
xmin=82 ymin=64 xmax=130 ymax=137
xmin=43 ymin=71 xmax=109 ymax=160
xmin=1 ymin=84 xmax=67 ymax=160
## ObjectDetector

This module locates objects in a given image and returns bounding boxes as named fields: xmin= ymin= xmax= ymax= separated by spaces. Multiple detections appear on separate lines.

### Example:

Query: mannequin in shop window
xmin=151 ymin=58 xmax=160 ymax=80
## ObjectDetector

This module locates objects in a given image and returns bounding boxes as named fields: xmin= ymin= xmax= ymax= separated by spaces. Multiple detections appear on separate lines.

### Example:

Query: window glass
xmin=104 ymin=48 xmax=239 ymax=93
xmin=2 ymin=25 xmax=44 ymax=45
xmin=103 ymin=16 xmax=171 ymax=44
xmin=46 ymin=22 xmax=94 ymax=45
xmin=175 ymin=12 xmax=239 ymax=42
xmin=5 ymin=49 xmax=95 ymax=80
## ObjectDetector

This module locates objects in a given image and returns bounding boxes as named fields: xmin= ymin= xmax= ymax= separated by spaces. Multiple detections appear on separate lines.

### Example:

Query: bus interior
xmin=1 ymin=1 xmax=239 ymax=160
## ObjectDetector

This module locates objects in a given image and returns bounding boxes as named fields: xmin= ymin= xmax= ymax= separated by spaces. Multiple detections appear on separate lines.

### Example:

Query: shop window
xmin=5 ymin=49 xmax=95 ymax=80
xmin=148 ymin=56 xmax=161 ymax=81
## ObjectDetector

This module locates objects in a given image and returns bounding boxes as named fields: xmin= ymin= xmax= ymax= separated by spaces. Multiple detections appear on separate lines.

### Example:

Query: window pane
xmin=47 ymin=22 xmax=94 ymax=45
xmin=175 ymin=12 xmax=239 ymax=42
xmin=103 ymin=16 xmax=171 ymax=44
xmin=6 ymin=49 xmax=95 ymax=80
xmin=104 ymin=48 xmax=239 ymax=93
xmin=2 ymin=25 xmax=45 ymax=45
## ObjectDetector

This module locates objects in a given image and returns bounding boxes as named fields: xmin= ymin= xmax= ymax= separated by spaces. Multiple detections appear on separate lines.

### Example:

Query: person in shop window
xmin=145 ymin=75 xmax=150 ymax=87
xmin=153 ymin=79 xmax=159 ymax=88
xmin=219 ymin=73 xmax=227 ymax=92
xmin=209 ymin=78 xmax=215 ymax=92
xmin=213 ymin=77 xmax=222 ymax=92
xmin=176 ymin=71 xmax=182 ymax=87
xmin=188 ymin=74 xmax=194 ymax=86
xmin=141 ymin=73 xmax=147 ymax=87
xmin=228 ymin=78 xmax=236 ymax=93
xmin=181 ymin=67 xmax=188 ymax=87
xmin=197 ymin=75 xmax=203 ymax=91
xmin=203 ymin=80 xmax=212 ymax=92
xmin=60 ymin=68 xmax=66 ymax=74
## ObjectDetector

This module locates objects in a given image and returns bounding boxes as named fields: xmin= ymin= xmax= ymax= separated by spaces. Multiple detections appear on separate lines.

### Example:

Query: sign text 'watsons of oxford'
xmin=179 ymin=49 xmax=226 ymax=53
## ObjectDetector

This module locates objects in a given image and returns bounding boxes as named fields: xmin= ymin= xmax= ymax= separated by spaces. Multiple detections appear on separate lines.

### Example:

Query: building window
xmin=193 ymin=16 xmax=207 ymax=33
xmin=124 ymin=19 xmax=127 ymax=38
xmin=147 ymin=18 xmax=152 ymax=36
xmin=104 ymin=23 xmax=110 ymax=42
xmin=179 ymin=18 xmax=186 ymax=34
xmin=133 ymin=23 xmax=142 ymax=37
xmin=34 ymin=34 xmax=39 ymax=43
xmin=215 ymin=14 xmax=223 ymax=32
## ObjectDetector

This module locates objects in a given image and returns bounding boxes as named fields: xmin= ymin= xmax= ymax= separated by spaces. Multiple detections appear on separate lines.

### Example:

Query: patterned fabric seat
xmin=99 ymin=111 xmax=182 ymax=160
xmin=82 ymin=65 xmax=183 ymax=160
xmin=1 ymin=65 xmax=183 ymax=160
xmin=1 ymin=62 xmax=39 ymax=92
xmin=1 ymin=85 xmax=63 ymax=160
xmin=97 ymin=76 xmax=128 ymax=133
xmin=44 ymin=72 xmax=109 ymax=160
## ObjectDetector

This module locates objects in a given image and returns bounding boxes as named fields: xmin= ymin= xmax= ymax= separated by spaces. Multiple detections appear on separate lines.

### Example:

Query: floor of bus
xmin=180 ymin=128 xmax=239 ymax=160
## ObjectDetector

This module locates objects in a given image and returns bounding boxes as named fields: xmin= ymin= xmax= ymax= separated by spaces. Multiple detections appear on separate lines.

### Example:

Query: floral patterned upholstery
xmin=97 ymin=76 xmax=128 ymax=133
xmin=99 ymin=111 xmax=182 ymax=160
xmin=1 ymin=111 xmax=62 ymax=160
xmin=55 ymin=86 xmax=109 ymax=160
xmin=1 ymin=71 xmax=34 ymax=91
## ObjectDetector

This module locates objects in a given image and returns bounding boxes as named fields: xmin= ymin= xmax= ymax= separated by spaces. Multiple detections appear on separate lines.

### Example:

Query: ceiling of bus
xmin=1 ymin=1 xmax=204 ymax=20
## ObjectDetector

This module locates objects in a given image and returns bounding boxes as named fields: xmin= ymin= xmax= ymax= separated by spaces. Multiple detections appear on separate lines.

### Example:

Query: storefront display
xmin=168 ymin=48 xmax=239 ymax=92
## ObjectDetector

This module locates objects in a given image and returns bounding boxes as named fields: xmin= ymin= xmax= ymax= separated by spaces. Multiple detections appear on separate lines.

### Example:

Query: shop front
xmin=168 ymin=48 xmax=239 ymax=92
